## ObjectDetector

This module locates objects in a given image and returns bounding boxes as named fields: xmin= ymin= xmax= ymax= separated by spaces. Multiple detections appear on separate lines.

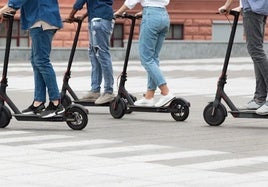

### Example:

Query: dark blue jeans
xmin=243 ymin=11 xmax=268 ymax=103
xmin=29 ymin=27 xmax=60 ymax=102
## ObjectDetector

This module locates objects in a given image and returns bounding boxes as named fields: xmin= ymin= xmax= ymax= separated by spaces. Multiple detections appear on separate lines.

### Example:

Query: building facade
xmin=3 ymin=0 xmax=268 ymax=49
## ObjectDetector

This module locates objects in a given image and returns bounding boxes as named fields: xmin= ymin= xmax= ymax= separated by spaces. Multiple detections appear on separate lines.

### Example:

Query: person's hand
xmin=0 ymin=6 xmax=5 ymax=23
xmin=232 ymin=6 xmax=241 ymax=12
xmin=135 ymin=11 xmax=142 ymax=17
xmin=64 ymin=16 xmax=74 ymax=23
xmin=0 ymin=14 xmax=3 ymax=23
xmin=218 ymin=5 xmax=229 ymax=14
xmin=113 ymin=11 xmax=122 ymax=19
xmin=64 ymin=9 xmax=78 ymax=23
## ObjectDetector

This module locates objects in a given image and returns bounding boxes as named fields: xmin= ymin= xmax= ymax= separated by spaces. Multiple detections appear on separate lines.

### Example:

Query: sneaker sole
xmin=95 ymin=98 xmax=115 ymax=105
xmin=155 ymin=97 xmax=175 ymax=107
xmin=41 ymin=110 xmax=65 ymax=118
xmin=256 ymin=111 xmax=268 ymax=115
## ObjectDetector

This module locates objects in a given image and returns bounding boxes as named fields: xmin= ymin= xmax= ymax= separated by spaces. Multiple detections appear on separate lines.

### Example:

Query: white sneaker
xmin=239 ymin=100 xmax=264 ymax=110
xmin=154 ymin=93 xmax=175 ymax=107
xmin=256 ymin=104 xmax=268 ymax=115
xmin=134 ymin=97 xmax=154 ymax=107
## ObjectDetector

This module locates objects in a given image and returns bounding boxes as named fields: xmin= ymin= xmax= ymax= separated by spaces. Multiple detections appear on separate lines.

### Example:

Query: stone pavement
xmin=0 ymin=58 xmax=268 ymax=186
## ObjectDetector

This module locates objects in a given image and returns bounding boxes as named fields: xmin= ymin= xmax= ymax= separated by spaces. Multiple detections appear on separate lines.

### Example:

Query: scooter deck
xmin=73 ymin=100 xmax=110 ymax=106
xmin=229 ymin=110 xmax=268 ymax=118
xmin=13 ymin=114 xmax=70 ymax=122
xmin=129 ymin=105 xmax=171 ymax=113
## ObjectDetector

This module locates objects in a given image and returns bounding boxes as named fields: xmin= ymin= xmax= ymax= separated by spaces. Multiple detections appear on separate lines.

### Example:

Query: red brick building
xmin=0 ymin=0 xmax=250 ymax=48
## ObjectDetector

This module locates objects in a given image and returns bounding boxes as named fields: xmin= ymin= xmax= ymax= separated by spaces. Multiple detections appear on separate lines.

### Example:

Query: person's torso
xmin=242 ymin=0 xmax=268 ymax=15
xmin=140 ymin=0 xmax=170 ymax=7
xmin=87 ymin=0 xmax=114 ymax=21
xmin=19 ymin=0 xmax=62 ymax=30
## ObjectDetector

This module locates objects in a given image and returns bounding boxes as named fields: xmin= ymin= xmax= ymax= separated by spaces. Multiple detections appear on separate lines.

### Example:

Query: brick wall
xmin=3 ymin=0 xmax=268 ymax=48
xmin=56 ymin=0 xmax=241 ymax=47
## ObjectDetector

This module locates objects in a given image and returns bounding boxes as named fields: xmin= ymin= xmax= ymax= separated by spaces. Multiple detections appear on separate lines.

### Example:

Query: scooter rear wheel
xmin=0 ymin=105 xmax=12 ymax=128
xmin=109 ymin=98 xmax=127 ymax=119
xmin=169 ymin=98 xmax=190 ymax=121
xmin=65 ymin=105 xmax=88 ymax=130
xmin=203 ymin=102 xmax=226 ymax=126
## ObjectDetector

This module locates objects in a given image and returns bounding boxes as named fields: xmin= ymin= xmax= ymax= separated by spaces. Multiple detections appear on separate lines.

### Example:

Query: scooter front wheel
xmin=169 ymin=98 xmax=190 ymax=121
xmin=109 ymin=98 xmax=127 ymax=119
xmin=0 ymin=105 xmax=12 ymax=128
xmin=203 ymin=102 xmax=226 ymax=126
xmin=65 ymin=105 xmax=88 ymax=130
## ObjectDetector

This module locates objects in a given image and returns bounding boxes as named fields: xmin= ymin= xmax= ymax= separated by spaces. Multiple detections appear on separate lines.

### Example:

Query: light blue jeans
xmin=89 ymin=18 xmax=114 ymax=94
xmin=29 ymin=27 xmax=60 ymax=102
xmin=139 ymin=7 xmax=170 ymax=91
xmin=243 ymin=11 xmax=268 ymax=103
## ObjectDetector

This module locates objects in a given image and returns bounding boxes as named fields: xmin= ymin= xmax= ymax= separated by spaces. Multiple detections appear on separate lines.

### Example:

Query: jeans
xmin=29 ymin=27 xmax=60 ymax=102
xmin=89 ymin=18 xmax=114 ymax=94
xmin=139 ymin=7 xmax=170 ymax=91
xmin=243 ymin=11 xmax=268 ymax=103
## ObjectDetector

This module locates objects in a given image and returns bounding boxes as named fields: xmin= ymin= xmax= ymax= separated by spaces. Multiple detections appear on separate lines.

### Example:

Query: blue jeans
xmin=29 ymin=27 xmax=60 ymax=102
xmin=243 ymin=11 xmax=268 ymax=103
xmin=139 ymin=7 xmax=170 ymax=91
xmin=89 ymin=18 xmax=114 ymax=93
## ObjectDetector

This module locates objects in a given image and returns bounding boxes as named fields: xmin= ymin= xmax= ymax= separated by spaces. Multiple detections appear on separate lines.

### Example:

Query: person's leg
xmin=139 ymin=8 xmax=167 ymax=93
xmin=22 ymin=27 xmax=47 ymax=114
xmin=29 ymin=27 xmax=47 ymax=103
xmin=80 ymin=25 xmax=102 ymax=101
xmin=30 ymin=28 xmax=64 ymax=118
xmin=138 ymin=7 xmax=174 ymax=107
xmin=90 ymin=18 xmax=114 ymax=94
xmin=90 ymin=18 xmax=115 ymax=104
xmin=243 ymin=11 xmax=268 ymax=103
xmin=89 ymin=23 xmax=102 ymax=93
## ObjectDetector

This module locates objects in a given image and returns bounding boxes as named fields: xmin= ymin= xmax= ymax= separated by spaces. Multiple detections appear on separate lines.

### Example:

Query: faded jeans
xmin=243 ymin=11 xmax=268 ymax=103
xmin=29 ymin=27 xmax=60 ymax=102
xmin=139 ymin=7 xmax=170 ymax=91
xmin=89 ymin=18 xmax=114 ymax=94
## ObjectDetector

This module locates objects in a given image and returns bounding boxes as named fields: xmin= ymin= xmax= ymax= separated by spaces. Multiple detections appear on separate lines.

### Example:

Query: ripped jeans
xmin=88 ymin=18 xmax=114 ymax=94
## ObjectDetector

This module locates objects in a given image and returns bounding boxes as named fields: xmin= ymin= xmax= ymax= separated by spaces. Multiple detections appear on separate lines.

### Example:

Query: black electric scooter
xmin=61 ymin=14 xmax=111 ymax=107
xmin=109 ymin=13 xmax=190 ymax=121
xmin=203 ymin=10 xmax=268 ymax=126
xmin=0 ymin=12 xmax=88 ymax=130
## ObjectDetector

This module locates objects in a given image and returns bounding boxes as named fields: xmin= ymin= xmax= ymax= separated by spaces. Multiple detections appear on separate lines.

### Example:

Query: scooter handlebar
xmin=218 ymin=9 xmax=240 ymax=16
xmin=114 ymin=12 xmax=142 ymax=20
xmin=63 ymin=13 xmax=88 ymax=23
xmin=3 ymin=11 xmax=16 ymax=19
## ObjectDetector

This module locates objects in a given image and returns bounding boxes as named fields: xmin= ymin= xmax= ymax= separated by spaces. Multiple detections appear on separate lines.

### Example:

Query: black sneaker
xmin=22 ymin=102 xmax=45 ymax=115
xmin=40 ymin=102 xmax=65 ymax=118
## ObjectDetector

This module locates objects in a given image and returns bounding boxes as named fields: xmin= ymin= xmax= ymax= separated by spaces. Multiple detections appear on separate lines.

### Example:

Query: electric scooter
xmin=109 ymin=13 xmax=190 ymax=121
xmin=60 ymin=14 xmax=112 ymax=108
xmin=0 ymin=12 xmax=88 ymax=130
xmin=203 ymin=10 xmax=268 ymax=126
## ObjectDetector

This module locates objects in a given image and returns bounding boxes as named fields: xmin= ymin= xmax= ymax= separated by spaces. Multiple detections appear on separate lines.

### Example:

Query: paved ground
xmin=0 ymin=58 xmax=268 ymax=186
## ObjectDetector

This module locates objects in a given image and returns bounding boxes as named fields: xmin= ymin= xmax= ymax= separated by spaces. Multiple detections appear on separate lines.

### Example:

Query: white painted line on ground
xmin=18 ymin=139 xmax=121 ymax=149
xmin=66 ymin=144 xmax=170 ymax=155
xmin=181 ymin=156 xmax=268 ymax=170
xmin=0 ymin=135 xmax=69 ymax=143
xmin=0 ymin=130 xmax=31 ymax=135
xmin=121 ymin=150 xmax=229 ymax=162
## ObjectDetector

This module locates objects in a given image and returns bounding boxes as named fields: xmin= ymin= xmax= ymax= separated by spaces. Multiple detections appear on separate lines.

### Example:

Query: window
xmin=0 ymin=19 xmax=29 ymax=47
xmin=212 ymin=20 xmax=243 ymax=42
xmin=111 ymin=23 xmax=123 ymax=47
xmin=166 ymin=24 xmax=183 ymax=40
